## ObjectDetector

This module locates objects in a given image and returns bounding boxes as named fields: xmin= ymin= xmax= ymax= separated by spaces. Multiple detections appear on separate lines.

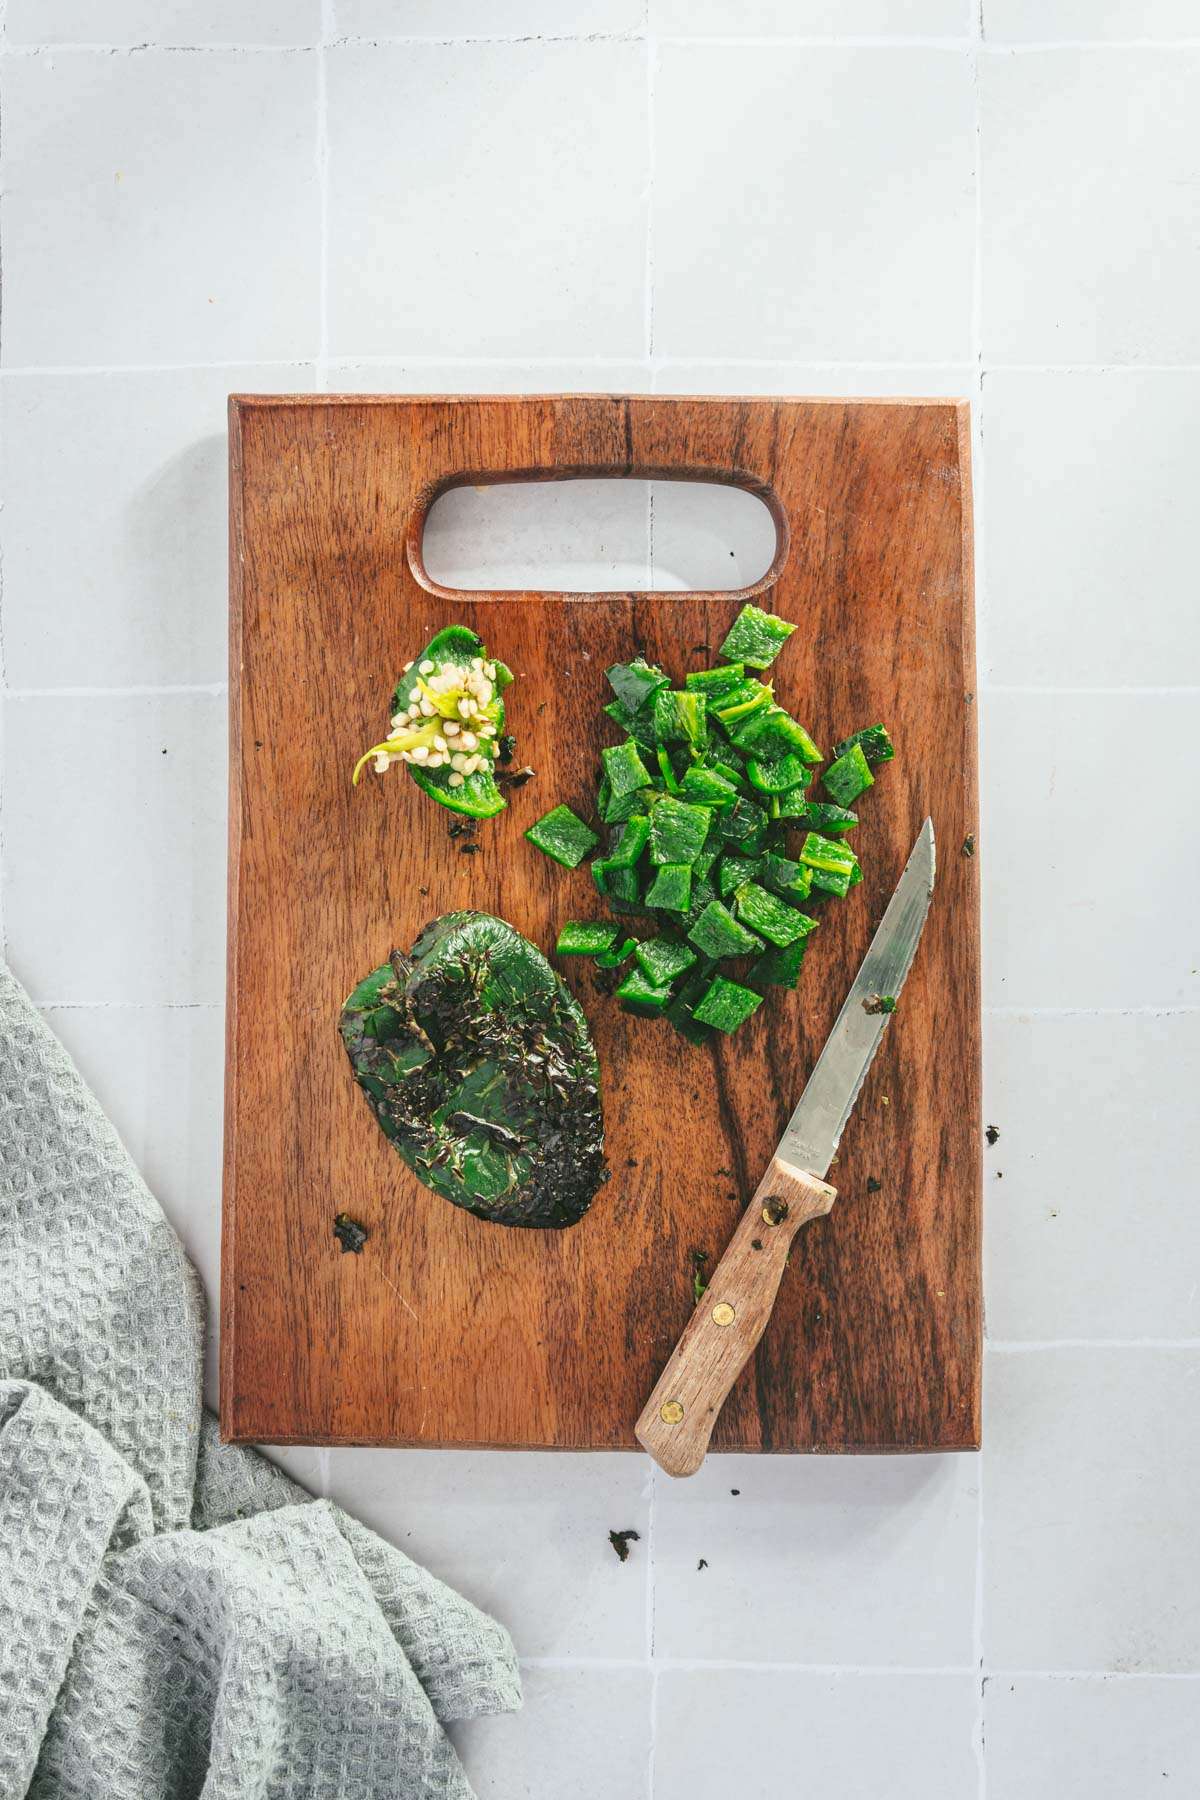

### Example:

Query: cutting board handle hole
xmin=414 ymin=475 xmax=786 ymax=598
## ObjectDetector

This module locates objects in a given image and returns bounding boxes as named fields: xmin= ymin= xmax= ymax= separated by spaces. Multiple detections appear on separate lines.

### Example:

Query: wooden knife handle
xmin=635 ymin=1156 xmax=836 ymax=1478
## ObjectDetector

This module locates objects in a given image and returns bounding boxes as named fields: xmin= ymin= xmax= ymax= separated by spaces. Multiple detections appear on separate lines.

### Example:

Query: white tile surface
xmin=451 ymin=1665 xmax=653 ymax=1800
xmin=653 ymin=1453 xmax=978 ymax=1666
xmin=423 ymin=478 xmax=653 ymax=590
xmin=984 ymin=0 xmax=1200 ymax=40
xmin=325 ymin=1448 xmax=652 ymax=1659
xmin=982 ymin=692 xmax=1200 ymax=1010
xmin=5 ymin=1 xmax=321 ymax=43
xmin=0 ymin=50 xmax=320 ymax=369
xmin=982 ymin=371 xmax=1200 ymax=686
xmin=3 ymin=694 xmax=227 ymax=1006
xmin=652 ymin=45 xmax=974 ymax=363
xmin=986 ymin=1676 xmax=1200 ymax=1800
xmin=984 ymin=1349 xmax=1200 ymax=1671
xmin=0 ymin=366 xmax=314 ymax=690
xmin=325 ymin=42 xmax=648 ymax=358
xmin=981 ymin=50 xmax=1200 ymax=365
xmin=653 ymin=362 xmax=975 ymax=397
xmin=38 ymin=1002 xmax=225 ymax=1399
xmin=334 ymin=0 xmax=645 ymax=36
xmin=654 ymin=1670 xmax=978 ymax=1800
xmin=984 ymin=1011 xmax=1200 ymax=1342
xmin=652 ymin=0 xmax=972 ymax=33
xmin=325 ymin=360 xmax=651 ymax=392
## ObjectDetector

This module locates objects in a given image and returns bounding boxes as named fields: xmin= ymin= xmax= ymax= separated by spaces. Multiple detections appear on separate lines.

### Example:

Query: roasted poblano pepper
xmin=340 ymin=913 xmax=607 ymax=1229
xmin=353 ymin=625 xmax=513 ymax=820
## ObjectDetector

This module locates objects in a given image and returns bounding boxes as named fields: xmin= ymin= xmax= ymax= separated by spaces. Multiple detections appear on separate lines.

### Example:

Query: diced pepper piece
xmin=602 ymin=738 xmax=654 ymax=799
xmin=803 ymin=802 xmax=858 ymax=836
xmin=526 ymin=803 xmax=600 ymax=869
xmin=823 ymin=742 xmax=875 ymax=807
xmin=809 ymin=865 xmax=853 ymax=898
xmin=595 ymin=936 xmax=637 ymax=969
xmin=602 ymin=863 xmax=645 ymax=910
xmin=798 ymin=831 xmax=859 ymax=876
xmin=693 ymin=974 xmax=764 ymax=1032
xmin=606 ymin=657 xmax=670 ymax=714
xmin=687 ymin=899 xmax=764 ymax=960
xmin=634 ymin=937 xmax=698 ymax=986
xmin=656 ymin=745 xmax=681 ymax=792
xmin=775 ymin=785 xmax=809 ymax=821
xmin=733 ymin=882 xmax=817 ymax=948
xmin=604 ymin=697 xmax=657 ymax=749
xmin=732 ymin=706 xmax=822 ymax=765
xmin=653 ymin=689 xmax=708 ymax=748
xmin=648 ymin=796 xmax=712 ymax=867
xmin=718 ymin=604 xmax=797 ymax=671
xmin=717 ymin=795 xmax=770 ymax=855
xmin=712 ymin=679 xmax=775 ymax=728
xmin=682 ymin=763 xmax=741 ymax=808
xmin=615 ymin=966 xmax=675 ymax=1015
xmin=831 ymin=722 xmax=894 ymax=766
xmin=758 ymin=852 xmax=812 ymax=900
xmin=692 ymin=844 xmax=720 ymax=882
xmin=597 ymin=776 xmax=646 ymax=826
xmin=645 ymin=862 xmax=692 ymax=912
xmin=746 ymin=751 xmax=808 ymax=795
xmin=750 ymin=937 xmax=810 ymax=991
xmin=681 ymin=876 xmax=719 ymax=931
xmin=606 ymin=814 xmax=651 ymax=869
xmin=555 ymin=921 xmax=620 ymax=956
xmin=717 ymin=854 xmax=765 ymax=899
xmin=685 ymin=663 xmax=745 ymax=696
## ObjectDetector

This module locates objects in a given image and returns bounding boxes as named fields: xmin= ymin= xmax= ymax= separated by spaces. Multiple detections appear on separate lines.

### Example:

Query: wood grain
xmin=221 ymin=393 xmax=981 ymax=1453
xmin=636 ymin=1157 xmax=837 ymax=1477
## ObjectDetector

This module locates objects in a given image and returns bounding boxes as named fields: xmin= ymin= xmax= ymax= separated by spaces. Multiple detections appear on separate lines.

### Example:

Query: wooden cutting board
xmin=221 ymin=394 xmax=980 ymax=1453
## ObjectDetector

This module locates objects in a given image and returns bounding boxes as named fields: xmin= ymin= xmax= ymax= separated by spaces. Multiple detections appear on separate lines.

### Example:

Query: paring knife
xmin=636 ymin=818 xmax=936 ymax=1479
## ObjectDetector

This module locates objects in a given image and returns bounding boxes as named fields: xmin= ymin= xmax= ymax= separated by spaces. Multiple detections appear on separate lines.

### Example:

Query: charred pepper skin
xmin=340 ymin=912 xmax=608 ymax=1229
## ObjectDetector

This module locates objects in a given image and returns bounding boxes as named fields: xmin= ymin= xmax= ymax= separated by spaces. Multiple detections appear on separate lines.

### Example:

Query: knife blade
xmin=779 ymin=814 xmax=936 ymax=1178
xmin=635 ymin=818 xmax=936 ymax=1478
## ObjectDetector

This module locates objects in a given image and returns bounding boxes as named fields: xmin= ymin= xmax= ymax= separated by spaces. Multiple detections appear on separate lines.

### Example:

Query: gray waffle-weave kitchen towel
xmin=0 ymin=962 xmax=521 ymax=1798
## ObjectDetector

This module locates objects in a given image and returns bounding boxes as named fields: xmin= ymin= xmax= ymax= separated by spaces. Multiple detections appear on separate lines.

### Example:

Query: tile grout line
xmin=315 ymin=0 xmax=332 ymax=392
xmin=520 ymin=1653 xmax=1200 ymax=1678
xmin=14 ymin=35 xmax=1200 ymax=52
xmin=10 ymin=359 xmax=1200 ymax=378
xmin=969 ymin=4 xmax=988 ymax=1788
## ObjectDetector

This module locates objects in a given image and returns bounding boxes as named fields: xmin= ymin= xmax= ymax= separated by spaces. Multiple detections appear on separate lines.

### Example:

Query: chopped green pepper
xmin=595 ymin=936 xmax=637 ymax=969
xmin=693 ymin=975 xmax=764 ymax=1032
xmin=832 ymin=723 xmax=894 ymax=766
xmin=732 ymin=706 xmax=822 ymax=765
xmin=717 ymin=854 xmax=765 ymax=899
xmin=685 ymin=663 xmax=745 ymax=697
xmin=645 ymin=862 xmax=693 ymax=912
xmin=750 ymin=936 xmax=810 ymax=991
xmin=527 ymin=804 xmax=600 ymax=869
xmin=803 ymin=802 xmax=858 ymax=836
xmin=746 ymin=752 xmax=808 ymax=795
xmin=681 ymin=764 xmax=741 ymax=808
xmin=606 ymin=814 xmax=651 ymax=869
xmin=718 ymin=604 xmax=797 ymax=671
xmin=648 ymin=796 xmax=712 ymax=867
xmin=602 ymin=738 xmax=654 ymax=800
xmin=653 ymin=689 xmax=708 ymax=748
xmin=615 ymin=967 xmax=674 ymax=1015
xmin=822 ymin=742 xmax=875 ymax=807
xmin=733 ymin=882 xmax=817 ymax=948
xmin=555 ymin=921 xmax=620 ymax=956
xmin=687 ymin=899 xmax=764 ymax=960
xmin=606 ymin=657 xmax=669 ymax=714
xmin=634 ymin=937 xmax=698 ymax=986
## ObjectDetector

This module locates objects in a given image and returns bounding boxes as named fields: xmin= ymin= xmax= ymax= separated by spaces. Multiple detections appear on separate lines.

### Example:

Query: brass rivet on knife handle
xmin=635 ymin=1155 xmax=836 ymax=1479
